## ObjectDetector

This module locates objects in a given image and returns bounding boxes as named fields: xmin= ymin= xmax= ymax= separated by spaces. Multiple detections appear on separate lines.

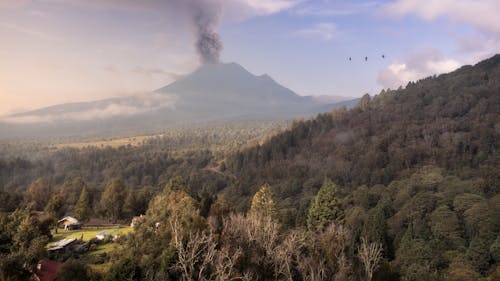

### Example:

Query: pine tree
xmin=307 ymin=178 xmax=344 ymax=231
xmin=75 ymin=188 xmax=91 ymax=222
xmin=249 ymin=183 xmax=278 ymax=221
xmin=100 ymin=179 xmax=125 ymax=223
xmin=123 ymin=189 xmax=138 ymax=219
xmin=45 ymin=194 xmax=66 ymax=233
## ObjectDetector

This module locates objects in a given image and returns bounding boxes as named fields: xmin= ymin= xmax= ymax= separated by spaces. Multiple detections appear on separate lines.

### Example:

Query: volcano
xmin=0 ymin=63 xmax=358 ymax=138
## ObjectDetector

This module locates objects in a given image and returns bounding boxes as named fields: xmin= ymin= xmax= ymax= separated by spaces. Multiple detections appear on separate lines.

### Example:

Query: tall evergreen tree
xmin=45 ymin=194 xmax=66 ymax=233
xmin=100 ymin=179 xmax=125 ymax=223
xmin=307 ymin=178 xmax=344 ymax=231
xmin=75 ymin=188 xmax=91 ymax=222
xmin=249 ymin=183 xmax=278 ymax=221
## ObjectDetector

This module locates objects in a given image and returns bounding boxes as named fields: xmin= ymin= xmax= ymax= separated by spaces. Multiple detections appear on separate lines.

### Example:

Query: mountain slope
xmin=224 ymin=54 xmax=500 ymax=209
xmin=0 ymin=63 xmax=358 ymax=138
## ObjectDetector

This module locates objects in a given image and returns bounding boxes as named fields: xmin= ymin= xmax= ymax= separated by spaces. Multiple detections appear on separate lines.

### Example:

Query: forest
xmin=0 ymin=55 xmax=499 ymax=281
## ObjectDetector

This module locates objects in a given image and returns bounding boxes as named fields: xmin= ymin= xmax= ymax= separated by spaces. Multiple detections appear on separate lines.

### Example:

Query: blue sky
xmin=0 ymin=0 xmax=499 ymax=115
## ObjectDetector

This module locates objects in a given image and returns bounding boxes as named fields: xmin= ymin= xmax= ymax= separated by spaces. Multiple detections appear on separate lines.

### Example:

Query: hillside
xmin=225 ymin=54 xmax=500 ymax=205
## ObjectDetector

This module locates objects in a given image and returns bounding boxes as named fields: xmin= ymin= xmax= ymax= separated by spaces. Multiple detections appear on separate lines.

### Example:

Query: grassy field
xmin=50 ymin=226 xmax=133 ymax=273
xmin=53 ymin=134 xmax=160 ymax=149
xmin=51 ymin=226 xmax=133 ymax=242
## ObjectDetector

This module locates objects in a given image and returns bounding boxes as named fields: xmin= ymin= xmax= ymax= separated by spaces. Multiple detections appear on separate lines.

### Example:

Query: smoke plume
xmin=185 ymin=0 xmax=223 ymax=64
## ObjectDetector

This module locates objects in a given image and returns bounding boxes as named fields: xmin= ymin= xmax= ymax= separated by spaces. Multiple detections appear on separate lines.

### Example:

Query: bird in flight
xmin=365 ymin=56 xmax=368 ymax=61
xmin=382 ymin=54 xmax=385 ymax=59
xmin=349 ymin=57 xmax=352 ymax=61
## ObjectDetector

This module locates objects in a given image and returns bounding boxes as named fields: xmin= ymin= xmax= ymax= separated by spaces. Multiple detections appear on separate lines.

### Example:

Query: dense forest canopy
xmin=0 ymin=55 xmax=499 ymax=281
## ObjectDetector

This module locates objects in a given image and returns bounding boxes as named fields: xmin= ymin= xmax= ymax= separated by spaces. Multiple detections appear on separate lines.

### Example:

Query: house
xmin=57 ymin=216 xmax=81 ymax=230
xmin=130 ymin=214 xmax=145 ymax=227
xmin=32 ymin=259 xmax=63 ymax=281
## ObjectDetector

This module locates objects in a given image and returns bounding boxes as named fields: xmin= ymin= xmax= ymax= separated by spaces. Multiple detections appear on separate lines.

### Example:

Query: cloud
xmin=294 ymin=1 xmax=381 ymax=17
xmin=377 ymin=48 xmax=461 ymax=89
xmin=1 ymin=93 xmax=177 ymax=124
xmin=381 ymin=0 xmax=500 ymax=35
xmin=8 ymin=0 xmax=300 ymax=21
xmin=132 ymin=66 xmax=169 ymax=76
xmin=456 ymin=34 xmax=500 ymax=62
xmin=296 ymin=23 xmax=337 ymax=41
xmin=226 ymin=0 xmax=301 ymax=17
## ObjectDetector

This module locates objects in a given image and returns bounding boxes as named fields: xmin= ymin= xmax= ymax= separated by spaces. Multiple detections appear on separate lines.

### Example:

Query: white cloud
xmin=377 ymin=48 xmax=461 ymax=89
xmin=230 ymin=0 xmax=301 ymax=15
xmin=381 ymin=0 xmax=500 ymax=35
xmin=294 ymin=1 xmax=380 ymax=17
xmin=10 ymin=0 xmax=300 ymax=21
xmin=297 ymin=23 xmax=337 ymax=41
xmin=1 ymin=93 xmax=177 ymax=124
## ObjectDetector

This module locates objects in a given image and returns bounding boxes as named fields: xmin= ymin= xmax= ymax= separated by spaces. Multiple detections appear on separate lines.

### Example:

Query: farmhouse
xmin=57 ymin=216 xmax=81 ymax=230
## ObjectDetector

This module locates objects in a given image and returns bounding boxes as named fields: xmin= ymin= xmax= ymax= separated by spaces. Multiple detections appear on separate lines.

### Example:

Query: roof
xmin=57 ymin=216 xmax=79 ymax=224
xmin=47 ymin=238 xmax=76 ymax=251
xmin=33 ymin=259 xmax=63 ymax=281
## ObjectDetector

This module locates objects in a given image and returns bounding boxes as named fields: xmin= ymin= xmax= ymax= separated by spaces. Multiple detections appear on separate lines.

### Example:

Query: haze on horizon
xmin=1 ymin=0 xmax=499 ymax=116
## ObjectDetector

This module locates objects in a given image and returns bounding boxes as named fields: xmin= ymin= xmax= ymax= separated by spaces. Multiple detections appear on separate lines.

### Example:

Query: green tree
xmin=429 ymin=205 xmax=464 ymax=249
xmin=123 ymin=189 xmax=139 ymax=219
xmin=56 ymin=259 xmax=96 ymax=281
xmin=75 ymin=188 xmax=92 ymax=222
xmin=249 ymin=183 xmax=278 ymax=220
xmin=490 ymin=236 xmax=500 ymax=263
xmin=100 ymin=179 xmax=126 ymax=223
xmin=362 ymin=202 xmax=390 ymax=254
xmin=45 ymin=194 xmax=66 ymax=233
xmin=0 ymin=254 xmax=31 ymax=281
xmin=307 ymin=178 xmax=344 ymax=231
xmin=104 ymin=258 xmax=141 ymax=281
xmin=26 ymin=178 xmax=52 ymax=211
xmin=466 ymin=236 xmax=491 ymax=273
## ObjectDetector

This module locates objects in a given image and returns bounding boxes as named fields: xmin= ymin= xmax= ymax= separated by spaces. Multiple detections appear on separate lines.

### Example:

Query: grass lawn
xmin=49 ymin=226 xmax=133 ymax=274
xmin=51 ymin=226 xmax=133 ymax=242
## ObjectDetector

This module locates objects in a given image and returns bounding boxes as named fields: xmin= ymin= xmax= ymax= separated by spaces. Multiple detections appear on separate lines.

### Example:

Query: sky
xmin=0 ymin=0 xmax=499 ymax=116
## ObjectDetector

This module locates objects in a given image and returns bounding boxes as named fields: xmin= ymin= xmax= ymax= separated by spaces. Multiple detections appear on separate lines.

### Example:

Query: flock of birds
xmin=349 ymin=54 xmax=385 ymax=61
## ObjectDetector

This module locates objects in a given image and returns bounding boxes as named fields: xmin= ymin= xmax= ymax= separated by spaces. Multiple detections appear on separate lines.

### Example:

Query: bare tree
xmin=213 ymin=247 xmax=242 ymax=281
xmin=297 ymin=256 xmax=327 ymax=281
xmin=274 ymin=229 xmax=308 ymax=281
xmin=171 ymin=217 xmax=216 ymax=281
xmin=358 ymin=237 xmax=383 ymax=281
xmin=246 ymin=214 xmax=280 ymax=256
xmin=222 ymin=213 xmax=280 ymax=278
xmin=321 ymin=224 xmax=352 ymax=281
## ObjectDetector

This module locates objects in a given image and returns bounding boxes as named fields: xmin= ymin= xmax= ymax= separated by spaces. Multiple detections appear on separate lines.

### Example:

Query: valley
xmin=0 ymin=55 xmax=499 ymax=281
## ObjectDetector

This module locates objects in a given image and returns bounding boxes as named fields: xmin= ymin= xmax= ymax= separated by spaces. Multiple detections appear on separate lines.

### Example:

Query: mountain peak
xmin=194 ymin=62 xmax=250 ymax=75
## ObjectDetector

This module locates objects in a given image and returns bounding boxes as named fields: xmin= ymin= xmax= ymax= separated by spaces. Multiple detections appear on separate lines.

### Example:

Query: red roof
xmin=33 ymin=259 xmax=63 ymax=281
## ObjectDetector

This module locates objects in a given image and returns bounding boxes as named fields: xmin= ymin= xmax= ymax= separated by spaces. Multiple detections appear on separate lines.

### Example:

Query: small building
xmin=57 ymin=216 xmax=81 ymax=230
xmin=47 ymin=238 xmax=89 ymax=260
xmin=32 ymin=259 xmax=63 ymax=281
xmin=96 ymin=231 xmax=107 ymax=240
xmin=130 ymin=214 xmax=145 ymax=227
xmin=47 ymin=238 xmax=77 ymax=260
xmin=47 ymin=238 xmax=77 ymax=253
